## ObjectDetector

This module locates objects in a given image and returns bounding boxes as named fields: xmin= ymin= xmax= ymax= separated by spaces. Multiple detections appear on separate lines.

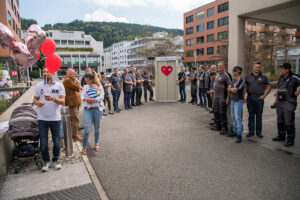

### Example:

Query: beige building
xmin=228 ymin=0 xmax=300 ymax=72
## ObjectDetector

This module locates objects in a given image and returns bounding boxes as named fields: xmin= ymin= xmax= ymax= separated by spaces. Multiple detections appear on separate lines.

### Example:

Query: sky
xmin=20 ymin=0 xmax=214 ymax=29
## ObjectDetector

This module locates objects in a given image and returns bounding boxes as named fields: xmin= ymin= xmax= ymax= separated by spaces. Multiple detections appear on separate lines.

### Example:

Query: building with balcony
xmin=0 ymin=0 xmax=21 ymax=72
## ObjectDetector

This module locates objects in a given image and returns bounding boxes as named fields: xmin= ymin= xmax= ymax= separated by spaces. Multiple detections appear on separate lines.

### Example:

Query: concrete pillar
xmin=228 ymin=16 xmax=246 ymax=72
xmin=296 ymin=58 xmax=299 ymax=74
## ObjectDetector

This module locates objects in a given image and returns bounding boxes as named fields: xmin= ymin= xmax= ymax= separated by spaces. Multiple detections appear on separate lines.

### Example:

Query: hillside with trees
xmin=21 ymin=18 xmax=183 ymax=48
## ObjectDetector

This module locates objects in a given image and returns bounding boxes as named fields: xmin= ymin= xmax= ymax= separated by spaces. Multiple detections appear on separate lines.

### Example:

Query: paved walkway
xmin=86 ymin=87 xmax=300 ymax=200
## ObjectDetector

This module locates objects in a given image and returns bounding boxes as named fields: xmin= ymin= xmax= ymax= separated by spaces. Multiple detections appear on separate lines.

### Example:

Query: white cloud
xmin=84 ymin=9 xmax=129 ymax=23
xmin=85 ymin=0 xmax=213 ymax=12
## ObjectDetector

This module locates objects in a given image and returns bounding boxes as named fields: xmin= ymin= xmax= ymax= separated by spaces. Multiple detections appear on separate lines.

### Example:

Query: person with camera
xmin=272 ymin=63 xmax=300 ymax=147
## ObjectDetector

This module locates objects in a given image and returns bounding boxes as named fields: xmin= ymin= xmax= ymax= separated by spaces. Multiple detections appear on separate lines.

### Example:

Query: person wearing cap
xmin=211 ymin=61 xmax=232 ymax=134
xmin=188 ymin=67 xmax=198 ymax=105
xmin=272 ymin=63 xmax=300 ymax=147
xmin=197 ymin=65 xmax=206 ymax=107
xmin=226 ymin=66 xmax=245 ymax=143
xmin=178 ymin=66 xmax=186 ymax=102
xmin=244 ymin=61 xmax=271 ymax=138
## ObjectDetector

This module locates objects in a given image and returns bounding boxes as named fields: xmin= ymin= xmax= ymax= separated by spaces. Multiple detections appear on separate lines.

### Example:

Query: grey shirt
xmin=128 ymin=71 xmax=136 ymax=88
xmin=142 ymin=73 xmax=152 ymax=86
xmin=230 ymin=78 xmax=245 ymax=101
xmin=136 ymin=75 xmax=143 ymax=88
xmin=245 ymin=72 xmax=270 ymax=96
xmin=213 ymin=72 xmax=231 ymax=99
xmin=100 ymin=78 xmax=110 ymax=96
xmin=110 ymin=74 xmax=122 ymax=91
xmin=190 ymin=72 xmax=198 ymax=88
xmin=198 ymin=72 xmax=205 ymax=89
xmin=204 ymin=70 xmax=211 ymax=89
xmin=123 ymin=73 xmax=133 ymax=93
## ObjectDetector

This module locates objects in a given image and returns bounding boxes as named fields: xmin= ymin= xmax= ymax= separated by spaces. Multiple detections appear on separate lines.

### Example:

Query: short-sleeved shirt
xmin=190 ymin=72 xmax=198 ymax=88
xmin=128 ymin=71 xmax=136 ymax=88
xmin=100 ymin=78 xmax=110 ymax=96
xmin=245 ymin=72 xmax=270 ymax=96
xmin=123 ymin=73 xmax=133 ymax=92
xmin=197 ymin=72 xmax=205 ymax=89
xmin=230 ymin=78 xmax=245 ymax=101
xmin=136 ymin=75 xmax=143 ymax=88
xmin=213 ymin=72 xmax=232 ymax=99
xmin=204 ymin=70 xmax=211 ymax=89
xmin=277 ymin=73 xmax=300 ymax=104
xmin=110 ymin=74 xmax=122 ymax=91
xmin=34 ymin=80 xmax=65 ymax=121
xmin=142 ymin=73 xmax=152 ymax=86
xmin=178 ymin=72 xmax=186 ymax=85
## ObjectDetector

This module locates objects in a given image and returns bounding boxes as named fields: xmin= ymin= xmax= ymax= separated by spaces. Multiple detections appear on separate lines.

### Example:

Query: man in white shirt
xmin=33 ymin=67 xmax=65 ymax=172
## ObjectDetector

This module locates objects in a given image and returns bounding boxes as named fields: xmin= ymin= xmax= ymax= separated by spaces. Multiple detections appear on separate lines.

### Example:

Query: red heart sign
xmin=161 ymin=66 xmax=173 ymax=76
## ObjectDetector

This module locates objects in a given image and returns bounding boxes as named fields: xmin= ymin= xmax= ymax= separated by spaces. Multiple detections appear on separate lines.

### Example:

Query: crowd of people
xmin=33 ymin=65 xmax=154 ymax=172
xmin=178 ymin=61 xmax=300 ymax=145
xmin=32 ymin=60 xmax=299 ymax=173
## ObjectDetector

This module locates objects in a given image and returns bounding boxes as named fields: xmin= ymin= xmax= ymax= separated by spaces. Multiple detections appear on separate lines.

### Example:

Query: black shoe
xmin=209 ymin=122 xmax=216 ymax=126
xmin=150 ymin=99 xmax=154 ymax=101
xmin=227 ymin=133 xmax=236 ymax=137
xmin=256 ymin=134 xmax=264 ymax=138
xmin=284 ymin=140 xmax=294 ymax=147
xmin=211 ymin=126 xmax=222 ymax=131
xmin=188 ymin=101 xmax=193 ymax=104
xmin=246 ymin=133 xmax=254 ymax=137
xmin=115 ymin=110 xmax=120 ymax=113
xmin=219 ymin=129 xmax=228 ymax=135
xmin=178 ymin=100 xmax=183 ymax=102
xmin=236 ymin=136 xmax=242 ymax=143
xmin=272 ymin=136 xmax=285 ymax=142
xmin=209 ymin=110 xmax=214 ymax=113
xmin=131 ymin=104 xmax=136 ymax=106
xmin=197 ymin=104 xmax=201 ymax=106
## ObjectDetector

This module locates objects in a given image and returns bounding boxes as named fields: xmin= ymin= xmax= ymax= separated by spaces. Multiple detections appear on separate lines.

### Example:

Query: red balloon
xmin=36 ymin=51 xmax=40 ymax=60
xmin=45 ymin=54 xmax=61 ymax=73
xmin=41 ymin=37 xmax=56 ymax=56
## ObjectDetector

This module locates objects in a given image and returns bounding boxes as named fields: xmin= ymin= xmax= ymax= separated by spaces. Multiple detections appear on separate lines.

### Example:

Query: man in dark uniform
xmin=178 ymin=66 xmax=186 ymax=102
xmin=188 ymin=67 xmax=198 ymax=105
xmin=211 ymin=61 xmax=232 ymax=134
xmin=272 ymin=63 xmax=300 ymax=147
xmin=135 ymin=69 xmax=144 ymax=106
xmin=142 ymin=68 xmax=154 ymax=102
xmin=197 ymin=65 xmax=206 ymax=107
xmin=244 ymin=61 xmax=271 ymax=138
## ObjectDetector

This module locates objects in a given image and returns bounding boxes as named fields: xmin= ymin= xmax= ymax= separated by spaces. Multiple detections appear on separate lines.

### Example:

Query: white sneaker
xmin=51 ymin=162 xmax=62 ymax=170
xmin=41 ymin=162 xmax=50 ymax=172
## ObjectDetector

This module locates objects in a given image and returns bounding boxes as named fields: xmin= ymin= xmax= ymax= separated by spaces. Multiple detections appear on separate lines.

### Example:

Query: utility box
xmin=155 ymin=56 xmax=178 ymax=102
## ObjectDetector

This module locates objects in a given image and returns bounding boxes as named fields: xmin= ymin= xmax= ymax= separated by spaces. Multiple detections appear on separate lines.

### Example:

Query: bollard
xmin=61 ymin=106 xmax=73 ymax=156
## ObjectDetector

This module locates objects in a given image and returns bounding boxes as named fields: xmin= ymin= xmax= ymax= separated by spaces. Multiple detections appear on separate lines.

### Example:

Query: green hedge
xmin=30 ymin=70 xmax=40 ymax=79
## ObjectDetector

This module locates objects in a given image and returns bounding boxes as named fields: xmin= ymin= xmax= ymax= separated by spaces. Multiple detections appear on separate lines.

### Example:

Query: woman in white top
xmin=81 ymin=71 xmax=104 ymax=155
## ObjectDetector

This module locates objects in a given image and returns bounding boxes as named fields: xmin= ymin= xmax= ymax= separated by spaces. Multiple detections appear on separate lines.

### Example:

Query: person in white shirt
xmin=81 ymin=71 xmax=104 ymax=155
xmin=33 ymin=67 xmax=65 ymax=172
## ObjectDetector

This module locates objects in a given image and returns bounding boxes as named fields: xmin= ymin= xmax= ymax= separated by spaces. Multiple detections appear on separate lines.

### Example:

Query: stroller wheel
xmin=13 ymin=160 xmax=20 ymax=174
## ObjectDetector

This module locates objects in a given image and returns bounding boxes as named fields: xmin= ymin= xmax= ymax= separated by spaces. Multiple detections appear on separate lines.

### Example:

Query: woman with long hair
xmin=81 ymin=70 xmax=104 ymax=155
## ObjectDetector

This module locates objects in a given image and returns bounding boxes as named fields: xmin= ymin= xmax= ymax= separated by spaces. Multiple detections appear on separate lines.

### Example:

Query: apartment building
xmin=0 ymin=0 xmax=21 ymax=71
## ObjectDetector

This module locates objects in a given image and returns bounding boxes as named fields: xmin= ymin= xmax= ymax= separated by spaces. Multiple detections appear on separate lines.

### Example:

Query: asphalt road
xmin=86 ymin=100 xmax=300 ymax=200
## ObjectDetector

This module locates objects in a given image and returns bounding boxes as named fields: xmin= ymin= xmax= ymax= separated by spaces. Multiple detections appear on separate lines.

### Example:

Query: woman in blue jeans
xmin=81 ymin=71 xmax=104 ymax=155
xmin=227 ymin=66 xmax=245 ymax=143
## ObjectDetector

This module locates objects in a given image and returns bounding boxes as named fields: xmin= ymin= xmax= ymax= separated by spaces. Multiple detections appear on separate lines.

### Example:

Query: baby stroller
xmin=8 ymin=104 xmax=42 ymax=173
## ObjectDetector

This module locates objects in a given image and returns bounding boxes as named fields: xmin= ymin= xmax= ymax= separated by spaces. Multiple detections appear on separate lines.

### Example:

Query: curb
xmin=75 ymin=141 xmax=109 ymax=200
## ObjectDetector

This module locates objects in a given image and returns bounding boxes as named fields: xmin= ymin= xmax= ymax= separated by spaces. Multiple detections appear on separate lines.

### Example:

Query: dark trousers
xmin=191 ymin=86 xmax=197 ymax=103
xmin=179 ymin=84 xmax=186 ymax=101
xmin=213 ymin=98 xmax=227 ymax=130
xmin=276 ymin=101 xmax=296 ymax=140
xmin=111 ymin=90 xmax=121 ymax=111
xmin=144 ymin=85 xmax=153 ymax=101
xmin=206 ymin=89 xmax=212 ymax=108
xmin=103 ymin=95 xmax=112 ymax=112
xmin=38 ymin=120 xmax=60 ymax=163
xmin=124 ymin=92 xmax=131 ymax=108
xmin=198 ymin=88 xmax=207 ymax=105
xmin=247 ymin=96 xmax=264 ymax=135
xmin=130 ymin=87 xmax=136 ymax=105
xmin=136 ymin=88 xmax=142 ymax=104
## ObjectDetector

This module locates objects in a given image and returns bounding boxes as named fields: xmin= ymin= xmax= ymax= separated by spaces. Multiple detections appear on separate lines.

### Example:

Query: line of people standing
xmin=178 ymin=61 xmax=300 ymax=146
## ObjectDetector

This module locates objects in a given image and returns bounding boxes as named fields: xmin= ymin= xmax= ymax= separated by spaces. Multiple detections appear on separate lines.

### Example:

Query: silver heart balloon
xmin=11 ymin=42 xmax=38 ymax=70
xmin=26 ymin=24 xmax=46 ymax=52
xmin=0 ymin=22 xmax=15 ymax=50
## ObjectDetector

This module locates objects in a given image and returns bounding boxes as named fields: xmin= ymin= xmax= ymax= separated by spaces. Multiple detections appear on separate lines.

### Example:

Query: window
xmin=247 ymin=21 xmax=256 ymax=26
xmin=207 ymin=47 xmax=214 ymax=55
xmin=54 ymin=40 xmax=60 ymax=45
xmin=186 ymin=27 xmax=194 ymax=35
xmin=218 ymin=31 xmax=228 ymax=40
xmin=186 ymin=15 xmax=193 ymax=24
xmin=186 ymin=50 xmax=194 ymax=57
xmin=49 ymin=32 xmax=52 ymax=37
xmin=7 ymin=11 xmax=11 ymax=25
xmin=197 ymin=48 xmax=204 ymax=56
xmin=13 ymin=19 xmax=15 ymax=31
xmin=218 ymin=2 xmax=228 ymax=13
xmin=85 ymin=41 xmax=90 ymax=45
xmin=218 ymin=17 xmax=229 ymax=26
xmin=196 ymin=11 xmax=204 ymax=20
xmin=217 ymin=45 xmax=228 ymax=53
xmin=207 ymin=7 xmax=214 ymax=17
xmin=207 ymin=34 xmax=214 ymax=42
xmin=197 ymin=36 xmax=204 ymax=44
xmin=207 ymin=21 xmax=214 ymax=29
xmin=248 ymin=31 xmax=256 ymax=38
xmin=259 ymin=32 xmax=265 ymax=40
xmin=11 ymin=0 xmax=14 ymax=9
xmin=196 ymin=24 xmax=204 ymax=32
xmin=68 ymin=40 xmax=74 ymax=45
xmin=186 ymin=39 xmax=194 ymax=46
